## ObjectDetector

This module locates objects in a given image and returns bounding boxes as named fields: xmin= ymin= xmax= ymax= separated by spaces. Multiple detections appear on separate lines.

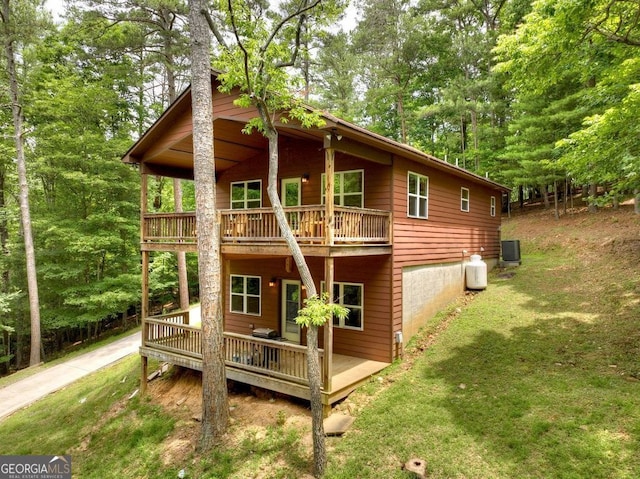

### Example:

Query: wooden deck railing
xmin=142 ymin=314 xmax=323 ymax=385
xmin=225 ymin=332 xmax=323 ymax=385
xmin=144 ymin=313 xmax=201 ymax=359
xmin=143 ymin=212 xmax=197 ymax=244
xmin=142 ymin=206 xmax=391 ymax=245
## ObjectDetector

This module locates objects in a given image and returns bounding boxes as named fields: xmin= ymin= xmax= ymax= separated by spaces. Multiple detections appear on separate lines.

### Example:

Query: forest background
xmin=1 ymin=0 xmax=639 ymax=371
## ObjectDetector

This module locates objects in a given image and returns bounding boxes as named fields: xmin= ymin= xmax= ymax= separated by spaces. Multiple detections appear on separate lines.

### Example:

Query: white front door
xmin=281 ymin=280 xmax=301 ymax=343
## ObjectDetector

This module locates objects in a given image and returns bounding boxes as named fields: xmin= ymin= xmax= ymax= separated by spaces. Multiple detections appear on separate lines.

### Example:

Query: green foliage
xmin=494 ymin=0 xmax=640 ymax=197
xmin=557 ymin=59 xmax=640 ymax=197
xmin=211 ymin=0 xmax=343 ymax=130
xmin=295 ymin=292 xmax=348 ymax=328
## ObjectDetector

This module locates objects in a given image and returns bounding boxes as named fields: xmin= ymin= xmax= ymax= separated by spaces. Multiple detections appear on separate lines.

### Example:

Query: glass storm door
xmin=281 ymin=178 xmax=301 ymax=230
xmin=281 ymin=280 xmax=301 ymax=342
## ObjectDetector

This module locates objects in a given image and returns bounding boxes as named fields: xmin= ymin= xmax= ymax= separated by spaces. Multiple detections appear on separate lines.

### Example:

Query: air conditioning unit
xmin=501 ymin=240 xmax=521 ymax=264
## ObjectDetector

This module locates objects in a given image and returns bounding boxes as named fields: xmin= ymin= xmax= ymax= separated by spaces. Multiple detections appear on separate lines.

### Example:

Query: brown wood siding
xmin=391 ymin=157 xmax=502 ymax=266
xmin=390 ymin=157 xmax=503 ymax=337
xmin=216 ymin=140 xmax=393 ymax=212
xmin=331 ymin=256 xmax=392 ymax=363
xmin=223 ymin=255 xmax=393 ymax=363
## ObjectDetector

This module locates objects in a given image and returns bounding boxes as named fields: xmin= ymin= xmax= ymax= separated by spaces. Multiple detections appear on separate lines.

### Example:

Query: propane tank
xmin=466 ymin=254 xmax=487 ymax=290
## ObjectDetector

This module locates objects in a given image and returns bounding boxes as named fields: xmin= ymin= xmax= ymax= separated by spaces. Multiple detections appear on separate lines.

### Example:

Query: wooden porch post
xmin=140 ymin=173 xmax=149 ymax=395
xmin=323 ymin=257 xmax=334 ymax=396
xmin=323 ymin=137 xmax=335 ymax=414
xmin=324 ymin=140 xmax=335 ymax=247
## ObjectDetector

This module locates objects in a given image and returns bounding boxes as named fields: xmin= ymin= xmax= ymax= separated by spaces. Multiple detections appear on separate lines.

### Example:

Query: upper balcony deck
xmin=141 ymin=205 xmax=393 ymax=256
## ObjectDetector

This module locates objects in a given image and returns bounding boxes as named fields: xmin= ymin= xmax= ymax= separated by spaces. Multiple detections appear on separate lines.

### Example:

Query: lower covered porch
xmin=139 ymin=310 xmax=389 ymax=412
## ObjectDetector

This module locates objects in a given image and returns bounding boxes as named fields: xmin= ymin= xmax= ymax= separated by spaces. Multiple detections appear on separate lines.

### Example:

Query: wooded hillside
xmin=1 ymin=0 xmax=638 ymax=370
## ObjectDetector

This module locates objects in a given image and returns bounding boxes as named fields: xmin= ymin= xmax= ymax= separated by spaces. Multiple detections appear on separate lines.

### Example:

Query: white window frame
xmin=407 ymin=171 xmax=429 ymax=219
xmin=461 ymin=187 xmax=470 ymax=212
xmin=490 ymin=196 xmax=496 ymax=217
xmin=321 ymin=281 xmax=364 ymax=331
xmin=321 ymin=169 xmax=364 ymax=208
xmin=230 ymin=180 xmax=262 ymax=210
xmin=230 ymin=274 xmax=261 ymax=316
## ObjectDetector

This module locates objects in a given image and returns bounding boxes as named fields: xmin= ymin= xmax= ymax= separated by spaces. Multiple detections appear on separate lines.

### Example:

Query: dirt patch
xmin=503 ymin=204 xmax=640 ymax=266
xmin=144 ymin=367 xmax=312 ymax=466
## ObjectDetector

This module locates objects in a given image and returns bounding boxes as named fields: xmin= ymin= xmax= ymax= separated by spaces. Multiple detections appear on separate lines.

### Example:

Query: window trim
xmin=321 ymin=169 xmax=364 ymax=208
xmin=230 ymin=179 xmax=262 ymax=210
xmin=230 ymin=274 xmax=261 ymax=316
xmin=461 ymin=187 xmax=470 ymax=212
xmin=321 ymin=281 xmax=364 ymax=331
xmin=490 ymin=196 xmax=496 ymax=217
xmin=407 ymin=171 xmax=429 ymax=219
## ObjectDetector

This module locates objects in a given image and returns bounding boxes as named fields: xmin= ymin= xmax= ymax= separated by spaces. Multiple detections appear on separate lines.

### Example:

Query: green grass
xmin=324 ymin=235 xmax=640 ymax=478
xmin=0 ymin=356 xmax=179 ymax=478
xmin=1 ymin=213 xmax=638 ymax=478
xmin=0 ymin=354 xmax=310 ymax=478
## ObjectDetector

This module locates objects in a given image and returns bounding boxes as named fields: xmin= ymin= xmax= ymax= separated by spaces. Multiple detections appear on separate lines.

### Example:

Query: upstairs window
xmin=230 ymin=275 xmax=261 ymax=315
xmin=322 ymin=281 xmax=364 ymax=330
xmin=490 ymin=196 xmax=496 ymax=217
xmin=461 ymin=187 xmax=470 ymax=212
xmin=322 ymin=170 xmax=364 ymax=208
xmin=231 ymin=180 xmax=262 ymax=209
xmin=408 ymin=172 xmax=429 ymax=219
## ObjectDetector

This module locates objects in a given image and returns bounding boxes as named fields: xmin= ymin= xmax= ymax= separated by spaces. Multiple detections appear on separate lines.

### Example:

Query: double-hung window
xmin=230 ymin=275 xmax=261 ymax=315
xmin=461 ymin=187 xmax=470 ymax=212
xmin=231 ymin=180 xmax=262 ymax=210
xmin=490 ymin=196 xmax=496 ymax=217
xmin=322 ymin=281 xmax=364 ymax=330
xmin=408 ymin=172 xmax=429 ymax=219
xmin=321 ymin=170 xmax=364 ymax=207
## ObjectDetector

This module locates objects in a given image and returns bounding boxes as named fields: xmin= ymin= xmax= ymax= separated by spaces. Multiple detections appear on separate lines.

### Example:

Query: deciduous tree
xmin=204 ymin=0 xmax=342 ymax=473
xmin=1 ymin=0 xmax=44 ymax=366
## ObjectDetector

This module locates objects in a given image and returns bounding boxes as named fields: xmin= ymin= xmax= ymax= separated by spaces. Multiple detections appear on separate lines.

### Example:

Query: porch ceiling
xmin=136 ymin=118 xmax=327 ymax=175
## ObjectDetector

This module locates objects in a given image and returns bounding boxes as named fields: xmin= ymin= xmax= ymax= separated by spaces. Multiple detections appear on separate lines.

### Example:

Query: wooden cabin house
xmin=122 ymin=73 xmax=509 ymax=412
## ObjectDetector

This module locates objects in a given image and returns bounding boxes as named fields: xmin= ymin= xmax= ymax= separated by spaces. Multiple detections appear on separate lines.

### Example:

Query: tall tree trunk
xmin=542 ymin=184 xmax=550 ymax=209
xmin=553 ymin=180 xmax=559 ymax=220
xmin=2 ymin=0 xmax=41 ymax=366
xmin=255 ymin=102 xmax=326 ymax=477
xmin=518 ymin=185 xmax=524 ymax=209
xmin=588 ymin=183 xmax=598 ymax=213
xmin=397 ymin=88 xmax=407 ymax=144
xmin=188 ymin=0 xmax=228 ymax=449
xmin=470 ymin=105 xmax=479 ymax=171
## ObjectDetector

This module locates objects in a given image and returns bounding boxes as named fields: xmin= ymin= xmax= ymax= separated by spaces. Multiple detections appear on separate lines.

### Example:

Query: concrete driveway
xmin=0 ymin=330 xmax=141 ymax=421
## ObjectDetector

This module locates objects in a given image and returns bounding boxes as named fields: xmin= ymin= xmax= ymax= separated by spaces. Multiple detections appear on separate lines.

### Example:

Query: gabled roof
xmin=122 ymin=72 xmax=509 ymax=192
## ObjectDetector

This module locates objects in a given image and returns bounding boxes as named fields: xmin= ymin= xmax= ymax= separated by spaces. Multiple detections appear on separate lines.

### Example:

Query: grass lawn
xmin=324 ymin=210 xmax=640 ymax=478
xmin=0 ymin=208 xmax=638 ymax=478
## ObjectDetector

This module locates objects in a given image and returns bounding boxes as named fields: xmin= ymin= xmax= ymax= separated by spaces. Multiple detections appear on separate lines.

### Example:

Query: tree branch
xmin=262 ymin=0 xmax=320 ymax=65
xmin=275 ymin=13 xmax=305 ymax=68
xmin=202 ymin=8 xmax=229 ymax=51
xmin=227 ymin=0 xmax=252 ymax=92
